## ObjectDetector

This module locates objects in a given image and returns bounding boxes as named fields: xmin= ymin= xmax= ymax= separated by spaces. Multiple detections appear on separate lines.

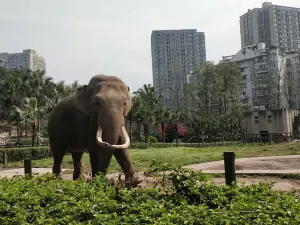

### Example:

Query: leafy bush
xmin=130 ymin=142 xmax=149 ymax=149
xmin=0 ymin=146 xmax=51 ymax=162
xmin=140 ymin=135 xmax=158 ymax=143
xmin=0 ymin=164 xmax=300 ymax=224
xmin=149 ymin=136 xmax=158 ymax=143
xmin=19 ymin=137 xmax=49 ymax=146
xmin=150 ymin=143 xmax=200 ymax=148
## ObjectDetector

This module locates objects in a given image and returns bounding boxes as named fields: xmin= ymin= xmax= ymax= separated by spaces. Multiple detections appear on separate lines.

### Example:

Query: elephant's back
xmin=48 ymin=95 xmax=75 ymax=133
xmin=48 ymin=95 xmax=89 ymax=149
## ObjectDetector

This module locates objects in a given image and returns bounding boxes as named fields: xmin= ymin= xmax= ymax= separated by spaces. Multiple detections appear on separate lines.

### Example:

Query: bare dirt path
xmin=1 ymin=155 xmax=300 ymax=192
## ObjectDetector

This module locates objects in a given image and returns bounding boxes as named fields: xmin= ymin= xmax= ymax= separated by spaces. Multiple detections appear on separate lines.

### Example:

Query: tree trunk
xmin=16 ymin=123 xmax=20 ymax=143
xmin=162 ymin=123 xmax=165 ymax=143
xmin=31 ymin=122 xmax=36 ymax=147
xmin=143 ymin=122 xmax=149 ymax=144
xmin=277 ymin=83 xmax=280 ymax=108
xmin=175 ymin=124 xmax=179 ymax=147
xmin=37 ymin=119 xmax=41 ymax=146
xmin=137 ymin=121 xmax=141 ymax=142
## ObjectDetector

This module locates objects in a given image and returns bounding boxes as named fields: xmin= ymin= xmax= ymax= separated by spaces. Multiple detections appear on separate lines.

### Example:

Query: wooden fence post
xmin=24 ymin=158 xmax=32 ymax=175
xmin=2 ymin=151 xmax=7 ymax=165
xmin=223 ymin=152 xmax=236 ymax=186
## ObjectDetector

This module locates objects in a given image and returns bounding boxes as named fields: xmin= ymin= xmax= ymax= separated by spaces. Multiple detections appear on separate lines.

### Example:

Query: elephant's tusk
xmin=96 ymin=126 xmax=130 ymax=149
xmin=110 ymin=126 xmax=130 ymax=149
xmin=96 ymin=126 xmax=110 ymax=147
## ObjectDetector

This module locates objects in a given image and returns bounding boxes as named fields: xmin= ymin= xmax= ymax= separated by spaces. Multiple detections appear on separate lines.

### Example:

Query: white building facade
xmin=221 ymin=43 xmax=298 ymax=111
xmin=0 ymin=49 xmax=46 ymax=71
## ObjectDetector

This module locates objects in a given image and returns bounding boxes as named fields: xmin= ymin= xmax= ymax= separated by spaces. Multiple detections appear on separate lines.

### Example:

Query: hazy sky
xmin=1 ymin=0 xmax=300 ymax=91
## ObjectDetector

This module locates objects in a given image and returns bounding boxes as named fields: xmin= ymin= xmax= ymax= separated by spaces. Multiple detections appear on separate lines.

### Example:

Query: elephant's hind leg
xmin=71 ymin=152 xmax=84 ymax=180
xmin=51 ymin=148 xmax=65 ymax=178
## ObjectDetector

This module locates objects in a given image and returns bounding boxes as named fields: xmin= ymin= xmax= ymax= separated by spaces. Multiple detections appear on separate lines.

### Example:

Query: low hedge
xmin=0 ymin=142 xmax=238 ymax=164
xmin=0 ymin=147 xmax=52 ymax=163
xmin=18 ymin=137 xmax=50 ymax=146
xmin=130 ymin=142 xmax=202 ymax=149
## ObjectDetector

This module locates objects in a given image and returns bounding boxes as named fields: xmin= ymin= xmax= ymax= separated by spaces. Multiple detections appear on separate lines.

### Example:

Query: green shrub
xmin=130 ymin=142 xmax=149 ymax=149
xmin=0 ymin=164 xmax=300 ymax=224
xmin=149 ymin=136 xmax=158 ymax=143
xmin=0 ymin=146 xmax=51 ymax=162
xmin=19 ymin=138 xmax=32 ymax=145
xmin=140 ymin=135 xmax=158 ymax=143
xmin=1 ymin=143 xmax=201 ymax=164
xmin=18 ymin=137 xmax=49 ymax=146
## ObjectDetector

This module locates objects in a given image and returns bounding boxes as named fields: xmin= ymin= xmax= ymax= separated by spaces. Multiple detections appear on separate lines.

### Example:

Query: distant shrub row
xmin=0 ymin=147 xmax=52 ymax=163
xmin=0 ymin=143 xmax=205 ymax=163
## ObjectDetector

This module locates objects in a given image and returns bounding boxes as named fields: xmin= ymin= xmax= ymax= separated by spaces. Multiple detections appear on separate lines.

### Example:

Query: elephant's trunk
xmin=95 ymin=111 xmax=130 ymax=149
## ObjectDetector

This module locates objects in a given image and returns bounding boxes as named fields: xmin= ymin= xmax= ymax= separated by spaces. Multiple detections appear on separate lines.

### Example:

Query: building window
xmin=254 ymin=116 xmax=259 ymax=124
xmin=267 ymin=115 xmax=272 ymax=123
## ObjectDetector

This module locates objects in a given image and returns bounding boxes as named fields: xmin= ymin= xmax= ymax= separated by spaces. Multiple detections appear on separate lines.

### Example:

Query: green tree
xmin=10 ymin=97 xmax=39 ymax=146
xmin=155 ymin=106 xmax=171 ymax=143
xmin=168 ymin=110 xmax=186 ymax=146
xmin=133 ymin=84 xmax=161 ymax=143
xmin=0 ymin=69 xmax=24 ymax=121
xmin=185 ymin=61 xmax=246 ymax=137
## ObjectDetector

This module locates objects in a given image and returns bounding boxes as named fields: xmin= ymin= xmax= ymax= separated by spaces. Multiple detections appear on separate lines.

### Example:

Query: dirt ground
xmin=60 ymin=155 xmax=300 ymax=192
xmin=184 ymin=155 xmax=300 ymax=171
xmin=1 ymin=155 xmax=300 ymax=192
xmin=58 ymin=172 xmax=300 ymax=193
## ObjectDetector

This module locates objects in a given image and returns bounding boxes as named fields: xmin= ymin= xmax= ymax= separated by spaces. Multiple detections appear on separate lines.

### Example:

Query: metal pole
xmin=223 ymin=152 xmax=236 ymax=186
xmin=24 ymin=158 xmax=32 ymax=175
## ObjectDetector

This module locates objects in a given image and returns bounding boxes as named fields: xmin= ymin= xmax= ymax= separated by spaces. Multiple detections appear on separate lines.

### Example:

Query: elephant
xmin=48 ymin=74 xmax=140 ymax=186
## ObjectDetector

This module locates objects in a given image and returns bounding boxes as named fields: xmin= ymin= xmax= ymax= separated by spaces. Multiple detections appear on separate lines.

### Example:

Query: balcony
xmin=255 ymin=68 xmax=268 ymax=74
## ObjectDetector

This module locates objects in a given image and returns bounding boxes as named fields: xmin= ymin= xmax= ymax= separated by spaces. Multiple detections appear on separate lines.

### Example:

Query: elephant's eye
xmin=94 ymin=98 xmax=102 ymax=108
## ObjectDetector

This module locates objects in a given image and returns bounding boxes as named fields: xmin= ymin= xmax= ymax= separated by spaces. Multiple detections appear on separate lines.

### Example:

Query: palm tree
xmin=21 ymin=70 xmax=57 ymax=140
xmin=155 ymin=107 xmax=171 ymax=143
xmin=10 ymin=97 xmax=39 ymax=146
xmin=0 ymin=69 xmax=24 ymax=121
xmin=127 ymin=95 xmax=140 ymax=141
xmin=133 ymin=84 xmax=160 ymax=143
xmin=168 ymin=110 xmax=185 ymax=146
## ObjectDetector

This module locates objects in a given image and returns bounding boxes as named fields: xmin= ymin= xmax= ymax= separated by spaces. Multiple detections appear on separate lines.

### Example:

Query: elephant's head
xmin=75 ymin=74 xmax=133 ymax=149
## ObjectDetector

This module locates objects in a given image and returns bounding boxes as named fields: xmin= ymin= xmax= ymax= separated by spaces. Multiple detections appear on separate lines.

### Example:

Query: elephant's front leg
xmin=113 ymin=136 xmax=142 ymax=187
xmin=89 ymin=146 xmax=114 ymax=177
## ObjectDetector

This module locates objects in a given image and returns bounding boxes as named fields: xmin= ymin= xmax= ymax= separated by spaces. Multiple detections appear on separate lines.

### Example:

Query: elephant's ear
xmin=123 ymin=86 xmax=133 ymax=117
xmin=74 ymin=85 xmax=90 ymax=114
xmin=124 ymin=99 xmax=133 ymax=116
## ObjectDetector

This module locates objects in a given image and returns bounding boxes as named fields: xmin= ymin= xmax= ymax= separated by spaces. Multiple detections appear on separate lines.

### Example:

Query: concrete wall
xmin=242 ymin=108 xmax=298 ymax=134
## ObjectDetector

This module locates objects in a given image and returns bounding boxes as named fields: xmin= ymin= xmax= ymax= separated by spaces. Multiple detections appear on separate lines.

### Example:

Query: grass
xmin=4 ymin=142 xmax=300 ymax=173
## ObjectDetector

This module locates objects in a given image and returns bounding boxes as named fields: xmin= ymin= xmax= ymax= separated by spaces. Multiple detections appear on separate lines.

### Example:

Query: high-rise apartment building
xmin=222 ymin=43 xmax=300 ymax=111
xmin=0 ymin=49 xmax=46 ymax=71
xmin=240 ymin=2 xmax=300 ymax=52
xmin=151 ymin=29 xmax=206 ymax=110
